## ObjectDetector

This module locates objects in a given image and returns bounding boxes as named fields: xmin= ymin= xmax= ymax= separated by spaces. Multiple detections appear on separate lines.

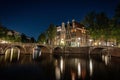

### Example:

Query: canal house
xmin=55 ymin=19 xmax=89 ymax=47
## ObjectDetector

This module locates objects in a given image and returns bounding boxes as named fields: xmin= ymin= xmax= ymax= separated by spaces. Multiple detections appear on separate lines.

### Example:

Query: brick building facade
xmin=55 ymin=19 xmax=90 ymax=47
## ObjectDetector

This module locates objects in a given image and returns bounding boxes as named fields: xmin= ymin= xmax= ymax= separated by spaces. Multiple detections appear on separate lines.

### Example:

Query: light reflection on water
xmin=0 ymin=54 xmax=120 ymax=80
xmin=89 ymin=59 xmax=93 ymax=77
xmin=102 ymin=54 xmax=111 ymax=66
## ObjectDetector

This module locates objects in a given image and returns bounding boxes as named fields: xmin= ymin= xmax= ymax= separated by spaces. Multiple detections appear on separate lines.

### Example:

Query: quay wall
xmin=54 ymin=47 xmax=120 ymax=57
xmin=0 ymin=43 xmax=120 ymax=57
xmin=110 ymin=47 xmax=120 ymax=57
xmin=64 ymin=47 xmax=90 ymax=54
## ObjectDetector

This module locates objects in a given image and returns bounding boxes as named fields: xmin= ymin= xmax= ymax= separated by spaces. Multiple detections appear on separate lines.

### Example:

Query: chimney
xmin=62 ymin=22 xmax=65 ymax=29
xmin=67 ymin=21 xmax=70 ymax=24
xmin=67 ymin=21 xmax=70 ymax=29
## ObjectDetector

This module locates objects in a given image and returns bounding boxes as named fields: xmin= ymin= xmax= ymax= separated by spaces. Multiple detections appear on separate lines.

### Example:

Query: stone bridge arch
xmin=3 ymin=45 xmax=26 ymax=54
xmin=0 ymin=44 xmax=9 ymax=54
xmin=53 ymin=47 xmax=63 ymax=53
xmin=89 ymin=46 xmax=111 ymax=55
xmin=3 ymin=45 xmax=23 ymax=62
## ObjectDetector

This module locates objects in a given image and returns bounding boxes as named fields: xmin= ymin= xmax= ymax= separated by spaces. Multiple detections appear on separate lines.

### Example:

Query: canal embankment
xmin=110 ymin=47 xmax=120 ymax=57
xmin=54 ymin=47 xmax=120 ymax=57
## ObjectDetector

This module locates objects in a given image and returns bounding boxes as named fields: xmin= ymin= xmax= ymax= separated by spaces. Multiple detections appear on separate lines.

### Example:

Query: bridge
xmin=0 ymin=43 xmax=120 ymax=61
xmin=0 ymin=43 xmax=63 ymax=62
xmin=0 ymin=43 xmax=54 ymax=55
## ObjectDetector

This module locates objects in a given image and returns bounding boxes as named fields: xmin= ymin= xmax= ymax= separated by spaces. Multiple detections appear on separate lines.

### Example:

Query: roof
xmin=74 ymin=21 xmax=85 ymax=28
xmin=56 ymin=20 xmax=85 ymax=29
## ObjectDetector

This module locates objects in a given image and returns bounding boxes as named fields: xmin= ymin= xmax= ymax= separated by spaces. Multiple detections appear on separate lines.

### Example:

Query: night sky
xmin=0 ymin=0 xmax=119 ymax=40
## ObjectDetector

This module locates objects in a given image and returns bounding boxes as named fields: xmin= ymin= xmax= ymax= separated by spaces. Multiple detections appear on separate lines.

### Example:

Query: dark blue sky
xmin=0 ymin=0 xmax=119 ymax=40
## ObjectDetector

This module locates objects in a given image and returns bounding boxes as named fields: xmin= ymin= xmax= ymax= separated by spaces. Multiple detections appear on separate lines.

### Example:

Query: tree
xmin=82 ymin=11 xmax=113 ymax=46
xmin=0 ymin=24 xmax=8 ymax=38
xmin=31 ymin=37 xmax=36 ymax=43
xmin=21 ymin=33 xmax=27 ymax=43
xmin=14 ymin=35 xmax=21 ymax=42
xmin=114 ymin=3 xmax=120 ymax=45
xmin=38 ymin=32 xmax=46 ymax=44
xmin=82 ymin=11 xmax=96 ymax=28
xmin=46 ymin=24 xmax=57 ymax=45
xmin=96 ymin=12 xmax=110 ymax=45
xmin=82 ymin=11 xmax=99 ymax=42
xmin=114 ymin=3 xmax=120 ymax=23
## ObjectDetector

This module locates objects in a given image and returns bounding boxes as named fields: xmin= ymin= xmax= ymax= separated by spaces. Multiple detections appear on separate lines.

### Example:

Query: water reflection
xmin=71 ymin=70 xmax=76 ymax=80
xmin=0 ymin=54 xmax=120 ymax=80
xmin=54 ymin=56 xmax=90 ymax=80
xmin=5 ymin=47 xmax=20 ymax=62
xmin=32 ymin=46 xmax=41 ymax=59
xmin=54 ymin=57 xmax=65 ymax=80
xmin=55 ymin=60 xmax=61 ymax=80
xmin=89 ymin=58 xmax=93 ymax=77
xmin=77 ymin=62 xmax=81 ymax=78
xmin=102 ymin=54 xmax=111 ymax=65
xmin=60 ymin=57 xmax=64 ymax=74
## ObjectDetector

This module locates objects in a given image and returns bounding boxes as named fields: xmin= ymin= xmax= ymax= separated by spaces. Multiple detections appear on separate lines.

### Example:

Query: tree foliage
xmin=82 ymin=11 xmax=117 ymax=45
xmin=38 ymin=32 xmax=46 ymax=44
xmin=46 ymin=24 xmax=57 ymax=45
xmin=30 ymin=37 xmax=36 ymax=43
xmin=113 ymin=3 xmax=120 ymax=44
xmin=0 ymin=24 xmax=8 ymax=38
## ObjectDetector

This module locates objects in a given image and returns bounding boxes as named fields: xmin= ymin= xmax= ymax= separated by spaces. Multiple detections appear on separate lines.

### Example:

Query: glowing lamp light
xmin=60 ymin=57 xmax=64 ymax=73
xmin=99 ymin=42 xmax=101 ymax=45
xmin=94 ymin=42 xmax=97 ymax=46
xmin=1 ymin=40 xmax=9 ymax=43
xmin=89 ymin=59 xmax=93 ymax=76
xmin=78 ymin=62 xmax=81 ymax=78
xmin=61 ymin=39 xmax=64 ymax=45
xmin=89 ymin=39 xmax=92 ymax=42
xmin=78 ymin=37 xmax=81 ymax=40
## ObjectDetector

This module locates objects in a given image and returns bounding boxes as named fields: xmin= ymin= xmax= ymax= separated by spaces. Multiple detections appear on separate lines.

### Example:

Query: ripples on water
xmin=0 ymin=53 xmax=120 ymax=80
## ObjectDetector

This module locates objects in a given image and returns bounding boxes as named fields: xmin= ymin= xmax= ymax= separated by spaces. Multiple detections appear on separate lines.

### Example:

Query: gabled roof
xmin=74 ymin=21 xmax=85 ymax=28
xmin=56 ymin=20 xmax=85 ymax=29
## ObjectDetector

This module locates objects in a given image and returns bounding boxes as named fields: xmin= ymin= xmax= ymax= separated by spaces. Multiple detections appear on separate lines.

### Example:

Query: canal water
xmin=0 ymin=54 xmax=120 ymax=80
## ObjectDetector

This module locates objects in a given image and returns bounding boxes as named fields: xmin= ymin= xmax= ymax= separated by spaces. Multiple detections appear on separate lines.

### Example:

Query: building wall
xmin=55 ymin=19 xmax=88 ymax=47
